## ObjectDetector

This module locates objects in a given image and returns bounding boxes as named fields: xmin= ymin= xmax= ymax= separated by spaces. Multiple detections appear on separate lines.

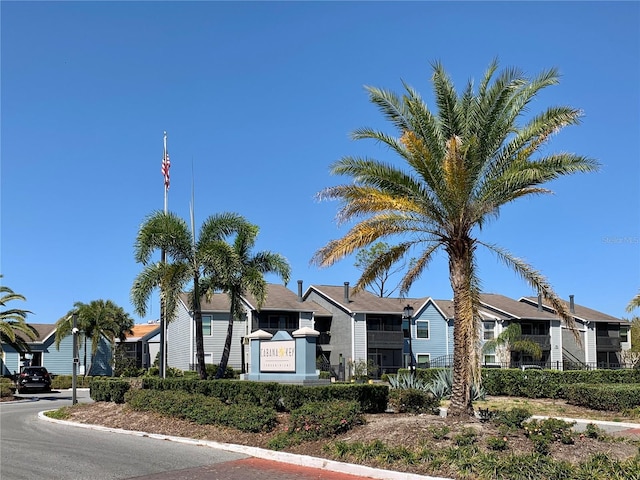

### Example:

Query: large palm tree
xmin=0 ymin=276 xmax=37 ymax=353
xmin=132 ymin=211 xmax=257 ymax=379
xmin=312 ymin=61 xmax=598 ymax=417
xmin=200 ymin=217 xmax=290 ymax=379
xmin=55 ymin=300 xmax=134 ymax=375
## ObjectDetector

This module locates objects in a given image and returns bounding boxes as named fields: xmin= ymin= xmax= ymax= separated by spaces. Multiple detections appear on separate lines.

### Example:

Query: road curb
xmin=39 ymin=411 xmax=452 ymax=480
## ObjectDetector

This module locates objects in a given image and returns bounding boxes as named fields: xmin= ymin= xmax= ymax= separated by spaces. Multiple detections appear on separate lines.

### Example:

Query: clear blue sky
xmin=2 ymin=1 xmax=639 ymax=325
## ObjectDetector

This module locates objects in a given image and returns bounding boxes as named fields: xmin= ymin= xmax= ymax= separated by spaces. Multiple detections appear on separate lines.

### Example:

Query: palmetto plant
xmin=312 ymin=60 xmax=597 ymax=417
xmin=0 ymin=276 xmax=37 ymax=353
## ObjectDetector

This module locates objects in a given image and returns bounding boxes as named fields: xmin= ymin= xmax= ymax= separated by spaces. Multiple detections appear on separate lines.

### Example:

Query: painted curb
xmin=39 ymin=411 xmax=452 ymax=480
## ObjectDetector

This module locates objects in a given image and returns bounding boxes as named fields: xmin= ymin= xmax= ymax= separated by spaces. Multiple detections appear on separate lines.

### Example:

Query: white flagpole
xmin=161 ymin=131 xmax=168 ymax=378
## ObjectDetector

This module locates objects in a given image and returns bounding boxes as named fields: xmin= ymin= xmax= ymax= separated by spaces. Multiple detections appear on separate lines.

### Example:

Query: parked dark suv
xmin=17 ymin=366 xmax=52 ymax=393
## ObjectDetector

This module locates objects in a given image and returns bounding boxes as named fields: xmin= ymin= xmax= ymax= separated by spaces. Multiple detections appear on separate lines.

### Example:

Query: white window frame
xmin=483 ymin=321 xmax=495 ymax=340
xmin=416 ymin=320 xmax=429 ymax=339
xmin=416 ymin=354 xmax=430 ymax=368
xmin=202 ymin=315 xmax=213 ymax=336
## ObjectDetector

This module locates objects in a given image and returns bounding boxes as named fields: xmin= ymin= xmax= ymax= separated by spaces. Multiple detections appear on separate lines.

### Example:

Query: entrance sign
xmin=260 ymin=340 xmax=295 ymax=372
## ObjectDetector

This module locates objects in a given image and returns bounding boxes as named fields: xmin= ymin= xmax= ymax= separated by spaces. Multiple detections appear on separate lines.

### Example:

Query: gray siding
xmin=167 ymin=305 xmax=193 ymax=371
xmin=305 ymin=290 xmax=352 ymax=367
xmin=353 ymin=313 xmax=367 ymax=361
xmin=300 ymin=311 xmax=313 ymax=329
xmin=205 ymin=312 xmax=245 ymax=369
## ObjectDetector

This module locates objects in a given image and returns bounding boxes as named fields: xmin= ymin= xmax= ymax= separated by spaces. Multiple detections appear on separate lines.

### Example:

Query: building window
xmin=261 ymin=314 xmax=297 ymax=330
xmin=416 ymin=354 xmax=430 ymax=368
xmin=483 ymin=321 xmax=495 ymax=340
xmin=416 ymin=320 xmax=429 ymax=339
xmin=483 ymin=354 xmax=496 ymax=364
xmin=402 ymin=318 xmax=410 ymax=338
xmin=202 ymin=315 xmax=212 ymax=336
xmin=620 ymin=327 xmax=629 ymax=343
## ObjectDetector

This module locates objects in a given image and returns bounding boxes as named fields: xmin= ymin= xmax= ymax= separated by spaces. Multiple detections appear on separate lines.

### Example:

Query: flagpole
xmin=160 ymin=131 xmax=169 ymax=379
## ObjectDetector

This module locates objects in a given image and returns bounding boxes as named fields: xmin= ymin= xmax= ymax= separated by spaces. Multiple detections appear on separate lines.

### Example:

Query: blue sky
xmin=2 ymin=1 xmax=639 ymax=325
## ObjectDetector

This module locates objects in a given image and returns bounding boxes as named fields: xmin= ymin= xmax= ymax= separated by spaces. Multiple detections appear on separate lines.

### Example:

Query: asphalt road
xmin=0 ymin=390 xmax=247 ymax=480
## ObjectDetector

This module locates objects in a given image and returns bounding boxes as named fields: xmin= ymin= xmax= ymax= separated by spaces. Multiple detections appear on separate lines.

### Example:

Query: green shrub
xmin=51 ymin=375 xmax=93 ymax=389
xmin=89 ymin=378 xmax=131 ymax=403
xmin=0 ymin=377 xmax=15 ymax=397
xmin=486 ymin=436 xmax=509 ymax=451
xmin=565 ymin=383 xmax=640 ymax=411
xmin=286 ymin=400 xmax=363 ymax=440
xmin=204 ymin=364 xmax=237 ymax=379
xmin=388 ymin=388 xmax=440 ymax=414
xmin=453 ymin=428 xmax=477 ymax=446
xmin=491 ymin=407 xmax=532 ymax=429
xmin=125 ymin=389 xmax=277 ymax=432
xmin=524 ymin=418 xmax=575 ymax=454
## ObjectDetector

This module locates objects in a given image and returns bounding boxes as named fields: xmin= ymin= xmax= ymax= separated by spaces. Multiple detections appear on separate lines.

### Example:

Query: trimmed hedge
xmin=565 ymin=383 xmax=640 ymax=411
xmin=480 ymin=368 xmax=640 ymax=399
xmin=141 ymin=378 xmax=388 ymax=413
xmin=90 ymin=378 xmax=131 ymax=403
xmin=125 ymin=389 xmax=277 ymax=432
xmin=51 ymin=375 xmax=93 ymax=390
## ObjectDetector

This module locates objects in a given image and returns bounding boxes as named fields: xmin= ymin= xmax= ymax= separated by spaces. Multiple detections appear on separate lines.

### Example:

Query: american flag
xmin=161 ymin=151 xmax=170 ymax=189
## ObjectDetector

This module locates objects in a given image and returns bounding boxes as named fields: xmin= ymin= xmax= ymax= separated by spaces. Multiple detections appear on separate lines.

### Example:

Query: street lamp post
xmin=71 ymin=312 xmax=79 ymax=405
xmin=403 ymin=304 xmax=415 ymax=377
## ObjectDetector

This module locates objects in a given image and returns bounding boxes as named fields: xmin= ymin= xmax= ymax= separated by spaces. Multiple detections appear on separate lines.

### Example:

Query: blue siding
xmin=1 ymin=333 xmax=112 ymax=376
xmin=409 ymin=302 xmax=450 ymax=361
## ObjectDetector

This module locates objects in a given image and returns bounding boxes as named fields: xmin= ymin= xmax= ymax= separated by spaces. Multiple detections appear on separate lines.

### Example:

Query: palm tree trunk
xmin=216 ymin=292 xmax=236 ymax=379
xmin=447 ymin=238 xmax=476 ymax=418
xmin=192 ymin=273 xmax=206 ymax=380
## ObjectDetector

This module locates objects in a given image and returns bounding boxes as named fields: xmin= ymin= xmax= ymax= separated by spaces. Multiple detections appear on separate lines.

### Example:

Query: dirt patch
xmin=61 ymin=399 xmax=639 ymax=479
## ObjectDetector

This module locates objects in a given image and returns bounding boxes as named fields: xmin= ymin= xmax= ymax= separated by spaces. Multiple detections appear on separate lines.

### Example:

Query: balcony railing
xmin=521 ymin=334 xmax=551 ymax=349
xmin=596 ymin=337 xmax=621 ymax=351
xmin=367 ymin=331 xmax=403 ymax=348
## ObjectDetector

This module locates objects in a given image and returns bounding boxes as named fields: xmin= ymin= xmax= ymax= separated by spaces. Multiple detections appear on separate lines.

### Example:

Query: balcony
xmin=317 ymin=332 xmax=331 ymax=345
xmin=367 ymin=331 xmax=403 ymax=348
xmin=596 ymin=336 xmax=621 ymax=351
xmin=521 ymin=334 xmax=551 ymax=349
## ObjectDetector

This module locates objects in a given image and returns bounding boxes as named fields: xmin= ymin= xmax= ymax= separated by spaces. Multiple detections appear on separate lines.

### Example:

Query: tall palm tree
xmin=0 ymin=276 xmax=37 ymax=353
xmin=55 ymin=300 xmax=134 ymax=375
xmin=312 ymin=61 xmax=598 ymax=417
xmin=132 ymin=211 xmax=256 ymax=379
xmin=200 ymin=217 xmax=290 ymax=379
xmin=482 ymin=323 xmax=542 ymax=367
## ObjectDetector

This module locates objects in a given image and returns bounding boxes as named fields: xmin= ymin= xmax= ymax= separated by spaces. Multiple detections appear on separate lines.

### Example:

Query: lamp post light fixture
xmin=71 ymin=312 xmax=79 ymax=405
xmin=403 ymin=304 xmax=415 ymax=377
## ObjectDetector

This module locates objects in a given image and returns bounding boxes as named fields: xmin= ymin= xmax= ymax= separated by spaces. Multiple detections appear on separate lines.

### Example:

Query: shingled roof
xmin=308 ymin=284 xmax=426 ymax=314
xmin=520 ymin=296 xmax=622 ymax=323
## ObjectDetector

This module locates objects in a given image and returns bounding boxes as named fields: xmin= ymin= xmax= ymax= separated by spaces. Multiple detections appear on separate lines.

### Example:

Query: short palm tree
xmin=482 ymin=323 xmax=542 ymax=367
xmin=312 ymin=61 xmax=598 ymax=417
xmin=200 ymin=217 xmax=290 ymax=379
xmin=55 ymin=300 xmax=134 ymax=375
xmin=0 ymin=276 xmax=37 ymax=353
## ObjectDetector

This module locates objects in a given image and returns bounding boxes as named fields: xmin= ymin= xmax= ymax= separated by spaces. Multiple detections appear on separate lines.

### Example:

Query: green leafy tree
xmin=0 ymin=276 xmax=37 ymax=353
xmin=482 ymin=323 xmax=542 ymax=366
xmin=312 ymin=61 xmax=597 ymax=417
xmin=354 ymin=242 xmax=414 ymax=297
xmin=55 ymin=300 xmax=134 ymax=375
xmin=199 ymin=217 xmax=290 ymax=379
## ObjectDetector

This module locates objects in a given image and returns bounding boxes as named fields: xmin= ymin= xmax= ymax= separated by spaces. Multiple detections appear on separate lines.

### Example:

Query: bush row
xmin=51 ymin=375 xmax=93 ymax=389
xmin=565 ymin=383 xmax=640 ymax=411
xmin=481 ymin=368 xmax=640 ymax=399
xmin=141 ymin=378 xmax=388 ymax=413
xmin=90 ymin=378 xmax=131 ymax=403
xmin=125 ymin=389 xmax=277 ymax=432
